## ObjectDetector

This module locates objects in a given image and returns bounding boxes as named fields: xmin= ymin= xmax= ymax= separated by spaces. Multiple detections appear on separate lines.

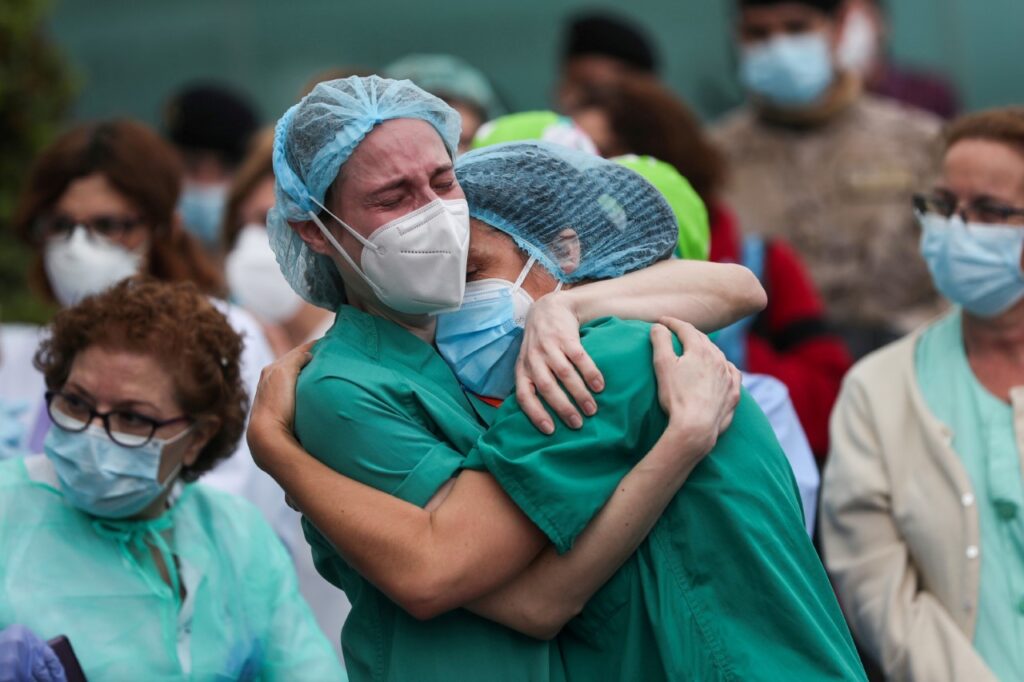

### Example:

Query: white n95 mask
xmin=44 ymin=226 xmax=145 ymax=307
xmin=225 ymin=224 xmax=305 ymax=323
xmin=308 ymin=197 xmax=470 ymax=315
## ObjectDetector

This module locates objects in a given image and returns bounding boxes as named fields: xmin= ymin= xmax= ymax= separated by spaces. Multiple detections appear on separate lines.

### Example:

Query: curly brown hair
xmin=12 ymin=118 xmax=224 ymax=302
xmin=34 ymin=277 xmax=248 ymax=481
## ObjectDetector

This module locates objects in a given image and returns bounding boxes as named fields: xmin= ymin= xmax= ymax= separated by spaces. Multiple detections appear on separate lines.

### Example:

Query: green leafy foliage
xmin=0 ymin=0 xmax=75 ymax=323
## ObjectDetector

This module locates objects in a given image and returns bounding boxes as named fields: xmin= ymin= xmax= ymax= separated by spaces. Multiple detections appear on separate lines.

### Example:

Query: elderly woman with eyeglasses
xmin=0 ymin=119 xmax=290 ymax=550
xmin=0 ymin=278 xmax=343 ymax=680
xmin=820 ymin=108 xmax=1024 ymax=682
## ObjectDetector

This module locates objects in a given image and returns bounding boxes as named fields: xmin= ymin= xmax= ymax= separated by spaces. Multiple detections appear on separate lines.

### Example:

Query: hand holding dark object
xmin=0 ymin=625 xmax=67 ymax=682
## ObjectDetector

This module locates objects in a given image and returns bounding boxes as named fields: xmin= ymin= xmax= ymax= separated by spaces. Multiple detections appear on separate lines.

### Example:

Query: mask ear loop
xmin=154 ymin=423 xmax=195 ymax=487
xmin=306 ymin=198 xmax=385 ymax=299
xmin=510 ymin=256 xmax=537 ymax=294
xmin=510 ymin=255 xmax=565 ymax=296
xmin=308 ymin=196 xmax=380 ymax=254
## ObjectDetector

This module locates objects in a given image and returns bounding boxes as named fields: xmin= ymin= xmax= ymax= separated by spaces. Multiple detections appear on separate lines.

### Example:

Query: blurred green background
xmin=4 ymin=0 xmax=1024 ymax=323
xmin=46 ymin=0 xmax=1024 ymax=125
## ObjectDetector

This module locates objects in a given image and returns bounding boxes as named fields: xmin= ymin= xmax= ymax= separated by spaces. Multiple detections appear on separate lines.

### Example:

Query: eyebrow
xmin=364 ymin=163 xmax=452 ymax=193
xmin=934 ymin=187 xmax=1007 ymax=203
xmin=364 ymin=163 xmax=456 ymax=202
xmin=64 ymin=381 xmax=162 ymax=413
xmin=366 ymin=177 xmax=409 ymax=199
xmin=431 ymin=163 xmax=454 ymax=177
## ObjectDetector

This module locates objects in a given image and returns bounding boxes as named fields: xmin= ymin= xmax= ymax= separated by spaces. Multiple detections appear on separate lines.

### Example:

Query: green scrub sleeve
xmin=240 ymin=502 xmax=346 ymax=680
xmin=469 ymin=318 xmax=670 ymax=553
xmin=296 ymin=375 xmax=469 ymax=508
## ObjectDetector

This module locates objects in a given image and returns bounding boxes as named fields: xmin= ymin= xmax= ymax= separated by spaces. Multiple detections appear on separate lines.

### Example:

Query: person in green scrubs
xmin=256 ymin=135 xmax=863 ymax=679
xmin=256 ymin=77 xmax=764 ymax=681
xmin=430 ymin=142 xmax=862 ymax=680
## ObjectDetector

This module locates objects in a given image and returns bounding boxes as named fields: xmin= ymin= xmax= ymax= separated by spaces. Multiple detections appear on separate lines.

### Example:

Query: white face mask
xmin=307 ymin=197 xmax=470 ymax=315
xmin=837 ymin=7 xmax=878 ymax=76
xmin=44 ymin=226 xmax=145 ymax=307
xmin=225 ymin=224 xmax=305 ymax=323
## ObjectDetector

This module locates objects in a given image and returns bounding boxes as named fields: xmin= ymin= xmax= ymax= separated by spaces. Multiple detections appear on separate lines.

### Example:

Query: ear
xmin=293 ymin=218 xmax=335 ymax=257
xmin=181 ymin=417 xmax=221 ymax=468
xmin=551 ymin=228 xmax=581 ymax=275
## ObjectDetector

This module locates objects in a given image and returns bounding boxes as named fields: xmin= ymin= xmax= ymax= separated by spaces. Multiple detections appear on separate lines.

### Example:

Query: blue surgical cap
xmin=268 ymin=75 xmax=462 ymax=309
xmin=385 ymin=54 xmax=505 ymax=121
xmin=455 ymin=141 xmax=678 ymax=282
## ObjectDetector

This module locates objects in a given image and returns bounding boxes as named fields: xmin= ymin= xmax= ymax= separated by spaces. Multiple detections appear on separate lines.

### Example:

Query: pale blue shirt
xmin=916 ymin=310 xmax=1024 ymax=681
xmin=743 ymin=373 xmax=820 ymax=536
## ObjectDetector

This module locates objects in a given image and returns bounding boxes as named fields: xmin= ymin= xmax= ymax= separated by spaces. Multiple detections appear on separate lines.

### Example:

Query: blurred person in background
xmin=223 ymin=128 xmax=335 ymax=355
xmin=821 ymin=108 xmax=1024 ymax=682
xmin=0 ymin=278 xmax=342 ymax=680
xmin=5 ymin=119 xmax=298 ymax=558
xmin=386 ymin=54 xmax=505 ymax=154
xmin=571 ymin=76 xmax=852 ymax=460
xmin=0 ymin=325 xmax=45 ymax=462
xmin=836 ymin=0 xmax=959 ymax=119
xmin=712 ymin=0 xmax=944 ymax=359
xmin=554 ymin=11 xmax=660 ymax=115
xmin=163 ymin=82 xmax=260 ymax=254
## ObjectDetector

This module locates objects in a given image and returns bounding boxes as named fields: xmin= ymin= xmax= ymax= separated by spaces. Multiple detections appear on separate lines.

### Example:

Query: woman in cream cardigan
xmin=821 ymin=108 xmax=1024 ymax=682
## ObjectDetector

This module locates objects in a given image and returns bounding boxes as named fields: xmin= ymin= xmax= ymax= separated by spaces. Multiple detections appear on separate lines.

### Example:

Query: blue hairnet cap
xmin=268 ymin=75 xmax=462 ymax=309
xmin=385 ymin=54 xmax=505 ymax=121
xmin=455 ymin=141 xmax=678 ymax=282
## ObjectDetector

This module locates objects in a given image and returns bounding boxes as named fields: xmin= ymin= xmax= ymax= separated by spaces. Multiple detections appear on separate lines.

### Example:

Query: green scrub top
xmin=294 ymin=305 xmax=564 ymax=682
xmin=0 ymin=457 xmax=343 ymax=681
xmin=916 ymin=310 xmax=1024 ymax=681
xmin=466 ymin=317 xmax=865 ymax=681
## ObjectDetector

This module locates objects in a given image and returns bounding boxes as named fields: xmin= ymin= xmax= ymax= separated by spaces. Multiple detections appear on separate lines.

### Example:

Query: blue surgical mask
xmin=44 ymin=422 xmax=192 ymax=519
xmin=437 ymin=257 xmax=559 ymax=399
xmin=178 ymin=183 xmax=228 ymax=247
xmin=740 ymin=32 xmax=835 ymax=108
xmin=919 ymin=212 xmax=1024 ymax=318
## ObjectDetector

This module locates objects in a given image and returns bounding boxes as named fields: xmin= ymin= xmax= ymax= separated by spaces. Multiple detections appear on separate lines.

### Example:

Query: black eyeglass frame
xmin=45 ymin=390 xmax=191 ymax=448
xmin=913 ymin=192 xmax=1024 ymax=224
xmin=32 ymin=214 xmax=145 ymax=244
